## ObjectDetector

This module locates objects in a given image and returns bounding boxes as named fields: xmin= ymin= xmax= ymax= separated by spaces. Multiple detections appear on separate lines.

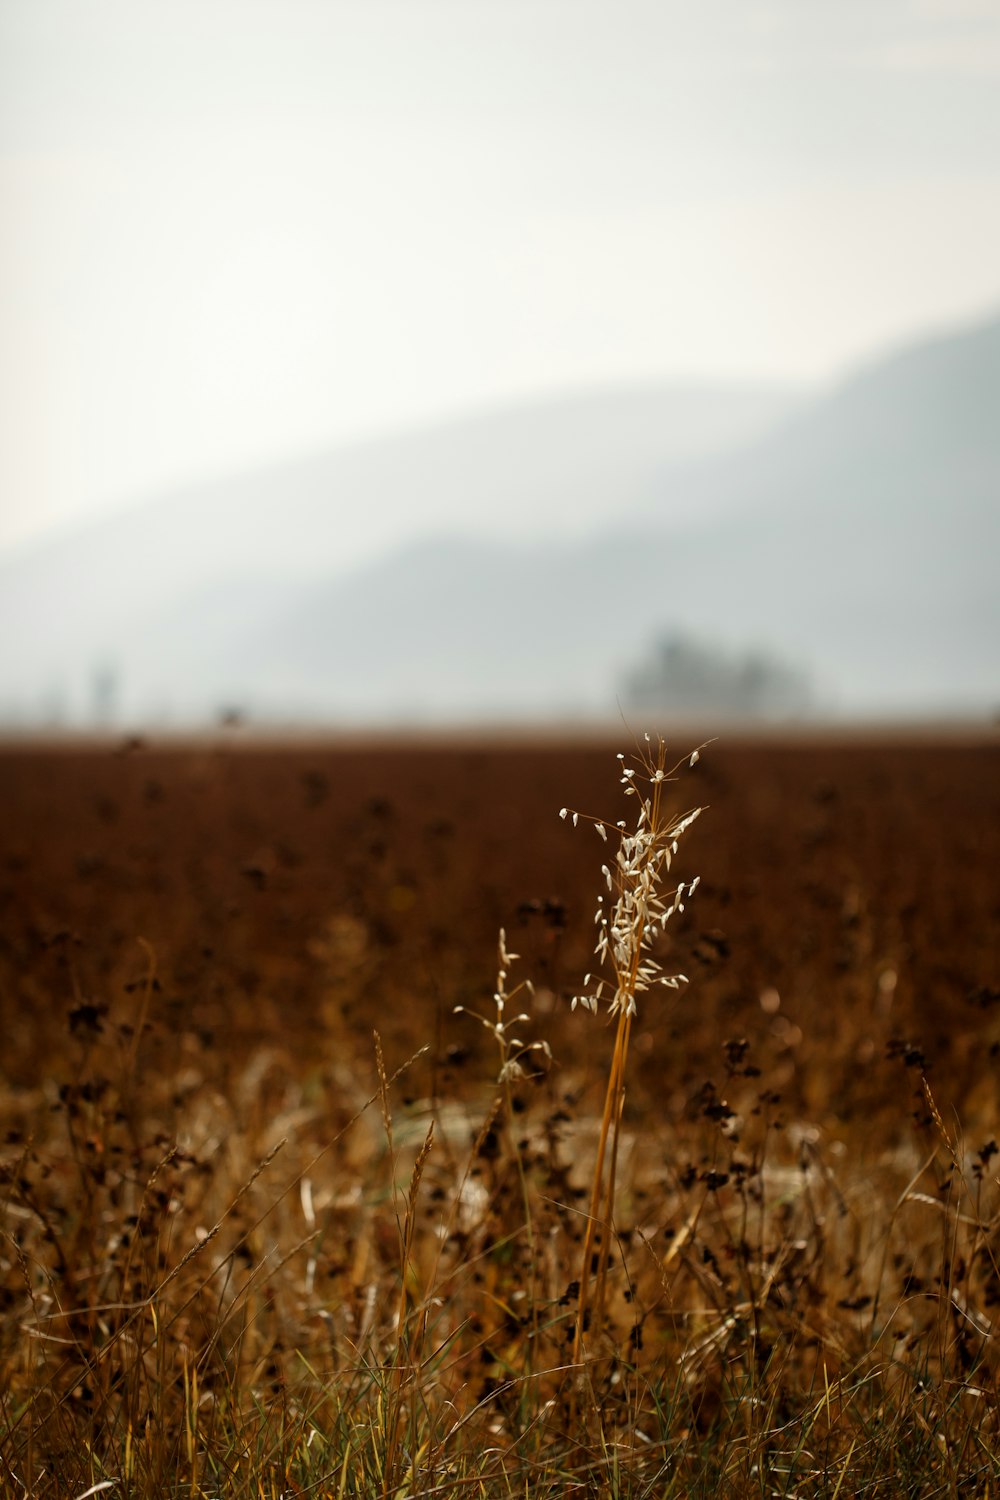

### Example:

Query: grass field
xmin=1 ymin=730 xmax=998 ymax=1496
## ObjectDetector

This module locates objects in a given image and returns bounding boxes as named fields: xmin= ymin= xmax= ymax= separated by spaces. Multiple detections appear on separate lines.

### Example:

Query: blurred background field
xmin=2 ymin=733 xmax=997 ymax=1109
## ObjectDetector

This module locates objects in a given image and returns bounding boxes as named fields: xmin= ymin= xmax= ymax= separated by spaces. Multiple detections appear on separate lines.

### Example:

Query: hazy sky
xmin=2 ymin=0 xmax=999 ymax=554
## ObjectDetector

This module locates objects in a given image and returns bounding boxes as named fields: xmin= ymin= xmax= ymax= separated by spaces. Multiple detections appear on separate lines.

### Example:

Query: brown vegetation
xmin=0 ymin=731 xmax=998 ymax=1495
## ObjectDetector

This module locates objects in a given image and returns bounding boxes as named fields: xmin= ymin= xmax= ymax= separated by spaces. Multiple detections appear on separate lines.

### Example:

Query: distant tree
xmin=622 ymin=632 xmax=813 ymax=719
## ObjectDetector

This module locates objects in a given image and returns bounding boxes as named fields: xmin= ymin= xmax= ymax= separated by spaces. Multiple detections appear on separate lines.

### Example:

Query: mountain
xmin=0 ymin=312 xmax=997 ymax=726
xmin=0 ymin=382 xmax=798 ymax=723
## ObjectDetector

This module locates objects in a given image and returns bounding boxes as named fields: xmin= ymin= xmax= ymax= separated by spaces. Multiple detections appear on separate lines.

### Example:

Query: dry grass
xmin=1 ymin=735 xmax=999 ymax=1496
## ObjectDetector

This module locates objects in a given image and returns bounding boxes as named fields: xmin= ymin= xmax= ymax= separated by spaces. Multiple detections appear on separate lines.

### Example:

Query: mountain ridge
xmin=1 ymin=313 xmax=997 ymax=724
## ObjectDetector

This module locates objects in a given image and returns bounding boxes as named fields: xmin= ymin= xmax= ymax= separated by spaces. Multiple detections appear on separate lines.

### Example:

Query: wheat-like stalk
xmin=562 ymin=735 xmax=705 ymax=1372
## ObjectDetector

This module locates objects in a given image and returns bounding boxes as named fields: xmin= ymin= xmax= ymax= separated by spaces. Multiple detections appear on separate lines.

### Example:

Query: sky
xmin=2 ymin=0 xmax=999 ymax=556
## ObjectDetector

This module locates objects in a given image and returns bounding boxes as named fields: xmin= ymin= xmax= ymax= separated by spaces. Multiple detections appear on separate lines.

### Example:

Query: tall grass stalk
xmin=454 ymin=930 xmax=551 ymax=1307
xmin=562 ymin=735 xmax=704 ymax=1372
xmin=375 ymin=1031 xmax=436 ymax=1495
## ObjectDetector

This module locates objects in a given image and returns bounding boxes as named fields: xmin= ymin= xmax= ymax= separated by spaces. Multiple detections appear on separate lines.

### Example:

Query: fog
xmin=1 ymin=2 xmax=998 ymax=726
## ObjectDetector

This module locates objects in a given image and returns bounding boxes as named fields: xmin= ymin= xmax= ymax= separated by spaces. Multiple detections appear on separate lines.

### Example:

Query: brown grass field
xmin=1 ymin=730 xmax=998 ymax=1497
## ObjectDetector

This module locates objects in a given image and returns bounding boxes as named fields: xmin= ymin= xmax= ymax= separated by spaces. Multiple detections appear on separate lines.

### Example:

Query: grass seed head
xmin=563 ymin=736 xmax=705 ymax=1020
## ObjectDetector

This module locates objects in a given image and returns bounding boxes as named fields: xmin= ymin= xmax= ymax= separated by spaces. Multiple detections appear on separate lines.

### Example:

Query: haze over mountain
xmin=0 ymin=383 xmax=798 ymax=723
xmin=0 ymin=312 xmax=997 ymax=727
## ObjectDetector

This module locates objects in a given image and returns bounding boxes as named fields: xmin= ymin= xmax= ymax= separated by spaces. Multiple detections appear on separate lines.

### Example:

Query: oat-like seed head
xmin=561 ymin=737 xmax=704 ymax=1021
